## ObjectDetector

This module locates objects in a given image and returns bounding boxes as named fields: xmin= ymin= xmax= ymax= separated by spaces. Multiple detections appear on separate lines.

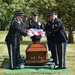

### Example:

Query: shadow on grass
xmin=20 ymin=40 xmax=31 ymax=45
xmin=0 ymin=41 xmax=47 ymax=45
xmin=0 ymin=57 xmax=9 ymax=69
xmin=20 ymin=40 xmax=47 ymax=45
xmin=0 ymin=41 xmax=6 ymax=44
xmin=0 ymin=41 xmax=31 ymax=45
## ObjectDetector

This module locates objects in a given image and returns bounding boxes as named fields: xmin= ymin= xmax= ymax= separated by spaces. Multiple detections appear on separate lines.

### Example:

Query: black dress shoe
xmin=8 ymin=68 xmax=15 ymax=70
xmin=55 ymin=67 xmax=66 ymax=70
xmin=55 ymin=67 xmax=62 ymax=70
xmin=62 ymin=67 xmax=66 ymax=69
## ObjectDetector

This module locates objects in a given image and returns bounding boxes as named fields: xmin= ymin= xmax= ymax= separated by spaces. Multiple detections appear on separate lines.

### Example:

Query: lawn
xmin=0 ymin=31 xmax=75 ymax=75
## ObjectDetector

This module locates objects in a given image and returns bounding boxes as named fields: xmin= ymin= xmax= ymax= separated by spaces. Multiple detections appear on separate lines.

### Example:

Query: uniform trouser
xmin=6 ymin=41 xmax=20 ymax=69
xmin=47 ymin=39 xmax=67 ymax=67
xmin=47 ymin=38 xmax=57 ymax=64
xmin=48 ymin=42 xmax=57 ymax=65
xmin=56 ymin=41 xmax=67 ymax=68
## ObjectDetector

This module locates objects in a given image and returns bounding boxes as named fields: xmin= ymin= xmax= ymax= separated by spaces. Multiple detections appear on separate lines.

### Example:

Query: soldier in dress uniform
xmin=48 ymin=11 xmax=58 ymax=60
xmin=5 ymin=10 xmax=27 ymax=69
xmin=44 ymin=11 xmax=68 ymax=69
xmin=22 ymin=15 xmax=28 ymax=23
xmin=29 ymin=12 xmax=44 ymax=43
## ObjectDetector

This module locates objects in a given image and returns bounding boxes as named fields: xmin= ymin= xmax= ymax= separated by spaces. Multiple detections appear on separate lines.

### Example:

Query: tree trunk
xmin=68 ymin=27 xmax=74 ymax=43
xmin=0 ymin=24 xmax=6 ymax=30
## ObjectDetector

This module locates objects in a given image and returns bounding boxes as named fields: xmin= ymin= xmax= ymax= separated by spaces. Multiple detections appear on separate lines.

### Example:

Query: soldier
xmin=47 ymin=11 xmax=58 ymax=60
xmin=44 ymin=11 xmax=68 ymax=69
xmin=22 ymin=15 xmax=28 ymax=23
xmin=29 ymin=12 xmax=44 ymax=43
xmin=5 ymin=10 xmax=27 ymax=69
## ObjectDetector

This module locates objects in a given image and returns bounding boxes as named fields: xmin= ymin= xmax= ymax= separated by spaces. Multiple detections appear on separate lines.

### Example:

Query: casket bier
xmin=25 ymin=42 xmax=48 ymax=65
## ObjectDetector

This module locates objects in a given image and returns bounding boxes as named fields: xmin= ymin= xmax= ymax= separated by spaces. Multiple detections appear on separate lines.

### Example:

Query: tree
xmin=0 ymin=0 xmax=29 ymax=30
xmin=29 ymin=0 xmax=56 ymax=17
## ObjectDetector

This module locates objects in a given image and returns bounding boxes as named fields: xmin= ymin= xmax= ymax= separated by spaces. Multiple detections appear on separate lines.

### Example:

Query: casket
xmin=25 ymin=42 xmax=48 ymax=65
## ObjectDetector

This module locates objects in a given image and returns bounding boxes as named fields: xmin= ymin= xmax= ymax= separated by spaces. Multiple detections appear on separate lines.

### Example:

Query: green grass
xmin=0 ymin=31 xmax=75 ymax=75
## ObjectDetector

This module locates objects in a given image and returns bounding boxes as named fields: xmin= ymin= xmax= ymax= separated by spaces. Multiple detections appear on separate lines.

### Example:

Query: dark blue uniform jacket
xmin=29 ymin=19 xmax=44 ymax=29
xmin=5 ymin=19 xmax=27 ymax=44
xmin=44 ymin=18 xmax=68 ymax=43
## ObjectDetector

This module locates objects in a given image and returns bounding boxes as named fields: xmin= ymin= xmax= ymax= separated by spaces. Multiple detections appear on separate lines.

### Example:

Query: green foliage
xmin=0 ymin=0 xmax=29 ymax=30
xmin=29 ymin=0 xmax=56 ymax=18
xmin=0 ymin=0 xmax=75 ymax=33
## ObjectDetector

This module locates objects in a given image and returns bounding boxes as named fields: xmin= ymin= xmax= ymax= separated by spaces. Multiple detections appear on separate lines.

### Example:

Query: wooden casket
xmin=25 ymin=42 xmax=48 ymax=65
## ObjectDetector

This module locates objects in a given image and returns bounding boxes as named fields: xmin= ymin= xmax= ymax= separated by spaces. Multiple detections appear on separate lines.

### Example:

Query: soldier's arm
xmin=12 ymin=21 xmax=27 ymax=36
xmin=53 ymin=19 xmax=64 ymax=32
xmin=44 ymin=24 xmax=50 ymax=36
